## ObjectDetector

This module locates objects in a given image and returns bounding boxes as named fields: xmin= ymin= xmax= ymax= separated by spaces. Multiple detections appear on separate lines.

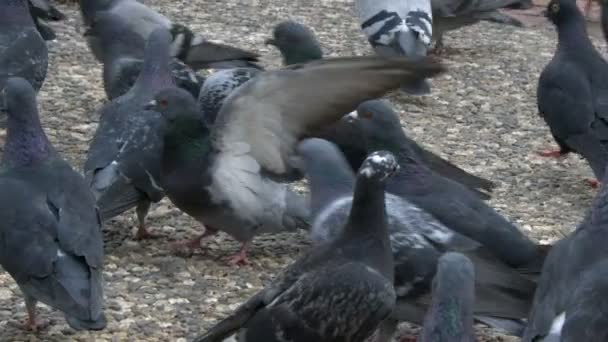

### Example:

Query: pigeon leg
xmin=586 ymin=178 xmax=601 ymax=188
xmin=171 ymin=226 xmax=219 ymax=256
xmin=397 ymin=336 xmax=417 ymax=342
xmin=536 ymin=149 xmax=565 ymax=158
xmin=134 ymin=200 xmax=158 ymax=240
xmin=22 ymin=296 xmax=48 ymax=331
xmin=227 ymin=241 xmax=251 ymax=266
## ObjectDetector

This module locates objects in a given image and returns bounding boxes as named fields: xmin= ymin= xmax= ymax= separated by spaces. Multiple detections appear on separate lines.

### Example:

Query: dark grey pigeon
xmin=266 ymin=20 xmax=324 ymax=66
xmin=84 ymin=12 xmax=205 ymax=100
xmin=431 ymin=0 xmax=528 ymax=53
xmin=28 ymin=0 xmax=65 ymax=41
xmin=420 ymin=252 xmax=475 ymax=342
xmin=84 ymin=28 xmax=174 ymax=240
xmin=296 ymin=138 xmax=539 ymax=340
xmin=0 ymin=0 xmax=48 ymax=113
xmin=79 ymin=0 xmax=261 ymax=70
xmin=351 ymin=100 xmax=548 ymax=270
xmin=536 ymin=0 xmax=608 ymax=186
xmin=193 ymin=151 xmax=398 ymax=342
xmin=197 ymin=68 xmax=261 ymax=125
xmin=356 ymin=0 xmax=434 ymax=95
xmin=523 ymin=177 xmax=608 ymax=341
xmin=312 ymin=100 xmax=496 ymax=199
xmin=153 ymin=56 xmax=445 ymax=265
xmin=0 ymin=77 xmax=106 ymax=331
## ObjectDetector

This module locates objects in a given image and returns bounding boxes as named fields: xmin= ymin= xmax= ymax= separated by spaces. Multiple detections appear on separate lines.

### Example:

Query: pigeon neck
xmin=0 ymin=0 xmax=33 ymax=26
xmin=306 ymin=162 xmax=355 ymax=216
xmin=130 ymin=57 xmax=175 ymax=98
xmin=556 ymin=14 xmax=595 ymax=53
xmin=282 ymin=45 xmax=323 ymax=66
xmin=392 ymin=148 xmax=429 ymax=179
xmin=162 ymin=115 xmax=211 ymax=164
xmin=3 ymin=112 xmax=53 ymax=168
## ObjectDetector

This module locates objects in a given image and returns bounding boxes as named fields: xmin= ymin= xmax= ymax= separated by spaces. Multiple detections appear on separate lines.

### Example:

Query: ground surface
xmin=0 ymin=0 xmax=605 ymax=341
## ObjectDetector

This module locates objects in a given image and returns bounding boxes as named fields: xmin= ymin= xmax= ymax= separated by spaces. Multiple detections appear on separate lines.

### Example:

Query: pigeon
xmin=523 ymin=177 xmax=608 ymax=341
xmin=152 ymin=56 xmax=445 ymax=264
xmin=78 ymin=0 xmax=261 ymax=70
xmin=265 ymin=20 xmax=324 ymax=66
xmin=28 ymin=0 xmax=65 ymax=41
xmin=355 ymin=0 xmax=434 ymax=94
xmin=431 ymin=0 xmax=528 ymax=53
xmin=192 ymin=151 xmax=399 ymax=342
xmin=84 ymin=11 xmax=205 ymax=100
xmin=295 ymin=138 xmax=539 ymax=340
xmin=350 ymin=99 xmax=547 ymax=269
xmin=0 ymin=77 xmax=106 ymax=331
xmin=0 ymin=0 xmax=48 ymax=113
xmin=536 ymin=0 xmax=608 ymax=187
xmin=419 ymin=252 xmax=475 ymax=342
xmin=84 ymin=28 xmax=174 ymax=240
xmin=601 ymin=0 xmax=608 ymax=46
xmin=197 ymin=68 xmax=262 ymax=125
xmin=312 ymin=100 xmax=496 ymax=199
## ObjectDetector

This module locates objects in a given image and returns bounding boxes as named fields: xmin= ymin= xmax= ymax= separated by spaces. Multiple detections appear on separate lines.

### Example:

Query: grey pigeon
xmin=537 ymin=0 xmax=608 ymax=186
xmin=420 ymin=252 xmax=475 ymax=342
xmin=0 ymin=0 xmax=48 ymax=113
xmin=84 ymin=28 xmax=174 ymax=240
xmin=84 ymin=11 xmax=205 ymax=100
xmin=265 ymin=20 xmax=324 ymax=66
xmin=79 ymin=0 xmax=261 ymax=70
xmin=356 ymin=0 xmax=434 ymax=94
xmin=350 ymin=99 xmax=548 ymax=269
xmin=153 ymin=56 xmax=445 ymax=264
xmin=523 ymin=176 xmax=608 ymax=341
xmin=193 ymin=151 xmax=399 ymax=342
xmin=295 ymin=138 xmax=539 ymax=340
xmin=28 ymin=0 xmax=65 ymax=41
xmin=0 ymin=77 xmax=106 ymax=331
xmin=197 ymin=68 xmax=261 ymax=125
xmin=431 ymin=0 xmax=528 ymax=52
xmin=312 ymin=100 xmax=496 ymax=199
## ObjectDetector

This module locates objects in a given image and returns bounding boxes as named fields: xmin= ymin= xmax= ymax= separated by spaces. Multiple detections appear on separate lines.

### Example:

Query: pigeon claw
xmin=586 ymin=178 xmax=601 ymax=189
xmin=134 ymin=225 xmax=160 ymax=240
xmin=22 ymin=314 xmax=49 ymax=332
xmin=227 ymin=243 xmax=250 ymax=266
xmin=537 ymin=149 xmax=564 ymax=158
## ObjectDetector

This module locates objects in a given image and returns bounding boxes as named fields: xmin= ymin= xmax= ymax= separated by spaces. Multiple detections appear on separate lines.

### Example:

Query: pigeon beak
xmin=143 ymin=100 xmax=157 ymax=111
xmin=265 ymin=38 xmax=276 ymax=46
xmin=345 ymin=110 xmax=358 ymax=123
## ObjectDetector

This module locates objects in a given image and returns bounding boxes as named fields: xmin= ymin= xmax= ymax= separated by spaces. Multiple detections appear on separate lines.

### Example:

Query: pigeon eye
xmin=160 ymin=99 xmax=169 ymax=107
xmin=361 ymin=111 xmax=373 ymax=119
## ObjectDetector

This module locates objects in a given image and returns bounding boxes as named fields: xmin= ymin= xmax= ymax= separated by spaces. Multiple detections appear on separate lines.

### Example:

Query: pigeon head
xmin=358 ymin=151 xmax=399 ymax=182
xmin=151 ymin=87 xmax=200 ymax=123
xmin=266 ymin=20 xmax=323 ymax=65
xmin=352 ymin=100 xmax=404 ymax=150
xmin=2 ymin=77 xmax=53 ymax=167
xmin=79 ymin=0 xmax=117 ymax=24
xmin=544 ymin=0 xmax=581 ymax=24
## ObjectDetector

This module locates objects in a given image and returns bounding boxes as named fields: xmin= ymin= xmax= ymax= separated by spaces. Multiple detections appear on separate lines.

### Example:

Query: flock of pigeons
xmin=3 ymin=0 xmax=608 ymax=341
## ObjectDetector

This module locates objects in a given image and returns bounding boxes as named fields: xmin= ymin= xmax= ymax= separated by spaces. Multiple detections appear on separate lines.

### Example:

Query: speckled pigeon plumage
xmin=0 ymin=0 xmax=48 ymax=113
xmin=523 ymin=176 xmax=608 ymax=341
xmin=431 ymin=0 xmax=528 ymax=52
xmin=351 ymin=100 xmax=547 ymax=270
xmin=84 ymin=28 xmax=174 ymax=240
xmin=28 ymin=0 xmax=65 ymax=41
xmin=78 ymin=0 xmax=261 ymax=70
xmin=420 ymin=252 xmax=475 ymax=342
xmin=356 ymin=0 xmax=434 ymax=94
xmin=537 ymin=0 xmax=608 ymax=183
xmin=84 ymin=11 xmax=205 ymax=100
xmin=312 ymin=100 xmax=496 ymax=199
xmin=197 ymin=68 xmax=261 ymax=125
xmin=153 ymin=56 xmax=445 ymax=264
xmin=296 ymin=138 xmax=539 ymax=340
xmin=193 ymin=151 xmax=399 ymax=342
xmin=0 ymin=77 xmax=106 ymax=331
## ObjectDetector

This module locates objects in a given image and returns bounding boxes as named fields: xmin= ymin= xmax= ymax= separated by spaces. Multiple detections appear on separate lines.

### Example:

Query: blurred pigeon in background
xmin=266 ymin=20 xmax=324 ymax=65
xmin=28 ymin=0 xmax=65 ymax=41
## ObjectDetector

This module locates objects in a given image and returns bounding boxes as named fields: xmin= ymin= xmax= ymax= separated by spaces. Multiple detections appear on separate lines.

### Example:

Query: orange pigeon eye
xmin=361 ymin=111 xmax=373 ymax=119
xmin=160 ymin=99 xmax=168 ymax=107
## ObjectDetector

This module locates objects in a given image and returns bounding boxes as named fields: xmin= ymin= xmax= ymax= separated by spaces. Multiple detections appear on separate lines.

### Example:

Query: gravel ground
xmin=0 ymin=0 xmax=604 ymax=341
